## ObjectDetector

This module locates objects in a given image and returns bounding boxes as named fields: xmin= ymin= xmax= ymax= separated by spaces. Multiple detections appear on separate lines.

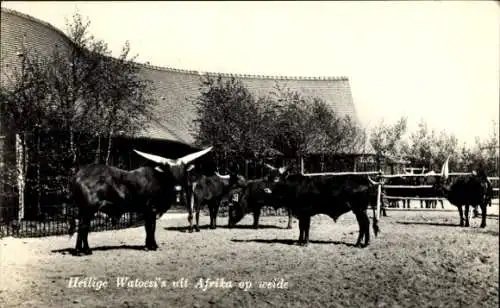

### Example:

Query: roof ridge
xmin=136 ymin=61 xmax=349 ymax=81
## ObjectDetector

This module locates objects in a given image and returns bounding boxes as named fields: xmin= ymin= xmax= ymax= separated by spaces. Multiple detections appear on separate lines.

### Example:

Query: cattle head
xmin=133 ymin=147 xmax=213 ymax=183
xmin=264 ymin=163 xmax=289 ymax=182
xmin=213 ymin=170 xmax=247 ymax=188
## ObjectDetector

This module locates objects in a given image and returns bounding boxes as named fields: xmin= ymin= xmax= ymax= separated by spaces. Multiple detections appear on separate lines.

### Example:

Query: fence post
xmin=376 ymin=183 xmax=381 ymax=221
xmin=16 ymin=133 xmax=25 ymax=221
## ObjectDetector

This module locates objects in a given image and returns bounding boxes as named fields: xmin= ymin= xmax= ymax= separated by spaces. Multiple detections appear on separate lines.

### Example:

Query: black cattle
xmin=226 ymin=175 xmax=294 ymax=229
xmin=225 ymin=164 xmax=293 ymax=229
xmin=69 ymin=147 xmax=213 ymax=255
xmin=186 ymin=171 xmax=247 ymax=232
xmin=434 ymin=158 xmax=492 ymax=228
xmin=268 ymin=173 xmax=380 ymax=247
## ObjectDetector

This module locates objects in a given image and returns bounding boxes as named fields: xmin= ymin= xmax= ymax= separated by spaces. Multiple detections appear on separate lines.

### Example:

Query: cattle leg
xmin=80 ymin=216 xmax=92 ymax=255
xmin=439 ymin=200 xmax=444 ymax=209
xmin=464 ymin=204 xmax=470 ymax=227
xmin=194 ymin=208 xmax=200 ymax=232
xmin=297 ymin=217 xmax=305 ymax=245
xmin=457 ymin=206 xmax=465 ymax=227
xmin=74 ymin=219 xmax=84 ymax=255
xmin=473 ymin=205 xmax=480 ymax=218
xmin=208 ymin=200 xmax=218 ymax=229
xmin=144 ymin=213 xmax=158 ymax=251
xmin=151 ymin=218 xmax=158 ymax=249
xmin=252 ymin=209 xmax=261 ymax=229
xmin=354 ymin=210 xmax=370 ymax=247
xmin=188 ymin=192 xmax=194 ymax=233
xmin=286 ymin=209 xmax=293 ymax=229
xmin=479 ymin=203 xmax=487 ymax=228
xmin=380 ymin=200 xmax=388 ymax=217
xmin=371 ymin=204 xmax=380 ymax=237
xmin=381 ymin=206 xmax=387 ymax=217
xmin=297 ymin=216 xmax=310 ymax=246
xmin=303 ymin=216 xmax=311 ymax=246
xmin=193 ymin=197 xmax=200 ymax=232
xmin=212 ymin=200 xmax=220 ymax=229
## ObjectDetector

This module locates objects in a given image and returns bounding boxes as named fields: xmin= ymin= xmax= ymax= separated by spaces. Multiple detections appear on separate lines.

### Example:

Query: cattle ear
xmin=154 ymin=166 xmax=164 ymax=173
xmin=186 ymin=164 xmax=195 ymax=172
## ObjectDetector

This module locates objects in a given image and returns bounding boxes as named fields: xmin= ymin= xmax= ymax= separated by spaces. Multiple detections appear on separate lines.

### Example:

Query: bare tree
xmin=46 ymin=11 xmax=156 ymax=166
xmin=1 ymin=46 xmax=52 ymax=216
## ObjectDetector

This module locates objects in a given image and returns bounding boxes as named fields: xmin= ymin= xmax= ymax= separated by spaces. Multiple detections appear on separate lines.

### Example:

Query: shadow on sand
xmin=230 ymin=238 xmax=358 ymax=247
xmin=164 ymin=224 xmax=283 ymax=232
xmin=482 ymin=230 xmax=500 ymax=236
xmin=52 ymin=245 xmax=147 ymax=256
xmin=396 ymin=221 xmax=461 ymax=227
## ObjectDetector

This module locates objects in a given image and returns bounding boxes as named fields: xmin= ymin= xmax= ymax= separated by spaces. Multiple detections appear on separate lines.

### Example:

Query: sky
xmin=2 ymin=1 xmax=499 ymax=146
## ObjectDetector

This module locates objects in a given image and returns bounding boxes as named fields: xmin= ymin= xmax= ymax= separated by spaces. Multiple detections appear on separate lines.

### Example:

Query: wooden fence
xmin=302 ymin=168 xmax=499 ymax=214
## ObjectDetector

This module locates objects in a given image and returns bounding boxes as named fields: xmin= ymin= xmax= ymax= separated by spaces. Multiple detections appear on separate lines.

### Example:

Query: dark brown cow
xmin=187 ymin=172 xmax=246 ymax=232
xmin=261 ymin=173 xmax=380 ymax=247
xmin=69 ymin=147 xmax=212 ymax=255
xmin=434 ymin=158 xmax=493 ymax=228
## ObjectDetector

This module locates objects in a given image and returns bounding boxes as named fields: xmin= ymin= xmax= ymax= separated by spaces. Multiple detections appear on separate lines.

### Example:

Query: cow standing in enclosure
xmin=434 ymin=158 xmax=493 ymax=228
xmin=69 ymin=147 xmax=213 ymax=255
xmin=226 ymin=164 xmax=293 ymax=229
xmin=186 ymin=170 xmax=247 ymax=232
xmin=265 ymin=173 xmax=380 ymax=247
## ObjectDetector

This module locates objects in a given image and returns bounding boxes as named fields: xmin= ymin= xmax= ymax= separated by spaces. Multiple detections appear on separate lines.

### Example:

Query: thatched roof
xmin=1 ymin=7 xmax=374 ymax=155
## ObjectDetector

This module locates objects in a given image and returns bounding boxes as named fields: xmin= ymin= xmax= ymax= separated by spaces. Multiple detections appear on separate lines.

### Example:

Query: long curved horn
xmin=264 ymin=163 xmax=277 ymax=171
xmin=179 ymin=147 xmax=213 ymax=165
xmin=441 ymin=156 xmax=450 ymax=179
xmin=367 ymin=176 xmax=379 ymax=185
xmin=215 ymin=171 xmax=230 ymax=180
xmin=134 ymin=150 xmax=176 ymax=165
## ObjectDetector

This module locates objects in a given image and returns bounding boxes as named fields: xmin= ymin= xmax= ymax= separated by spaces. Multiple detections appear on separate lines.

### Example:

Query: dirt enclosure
xmin=0 ymin=210 xmax=498 ymax=308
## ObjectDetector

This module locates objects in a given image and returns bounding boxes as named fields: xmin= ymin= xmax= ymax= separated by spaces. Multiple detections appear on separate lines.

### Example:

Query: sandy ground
xmin=0 ymin=210 xmax=498 ymax=308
